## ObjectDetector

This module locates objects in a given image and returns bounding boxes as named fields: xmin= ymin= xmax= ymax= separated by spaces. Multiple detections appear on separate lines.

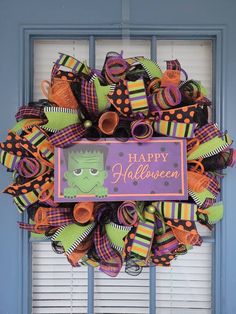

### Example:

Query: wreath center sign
xmin=55 ymin=138 xmax=187 ymax=201
xmin=0 ymin=51 xmax=235 ymax=276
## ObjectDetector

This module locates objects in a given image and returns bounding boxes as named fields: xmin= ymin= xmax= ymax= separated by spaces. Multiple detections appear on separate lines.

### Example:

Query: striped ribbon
xmin=131 ymin=211 xmax=155 ymax=259
xmin=156 ymin=201 xmax=198 ymax=221
xmin=14 ymin=188 xmax=40 ymax=213
xmin=127 ymin=79 xmax=149 ymax=115
xmin=154 ymin=85 xmax=182 ymax=109
xmin=153 ymin=226 xmax=179 ymax=256
xmin=24 ymin=127 xmax=54 ymax=163
xmin=16 ymin=157 xmax=47 ymax=178
xmin=0 ymin=150 xmax=21 ymax=170
xmin=154 ymin=119 xmax=197 ymax=138
xmin=52 ymin=53 xmax=86 ymax=78
xmin=117 ymin=201 xmax=138 ymax=226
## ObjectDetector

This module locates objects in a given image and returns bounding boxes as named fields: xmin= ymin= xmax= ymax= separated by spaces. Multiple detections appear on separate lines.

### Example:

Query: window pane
xmin=157 ymin=40 xmax=212 ymax=100
xmin=33 ymin=39 xmax=89 ymax=101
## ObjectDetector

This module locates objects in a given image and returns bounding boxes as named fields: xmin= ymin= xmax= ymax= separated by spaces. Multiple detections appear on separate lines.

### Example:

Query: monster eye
xmin=89 ymin=168 xmax=99 ymax=176
xmin=73 ymin=169 xmax=83 ymax=176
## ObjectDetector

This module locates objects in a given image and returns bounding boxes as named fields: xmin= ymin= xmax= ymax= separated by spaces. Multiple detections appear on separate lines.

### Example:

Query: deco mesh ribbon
xmin=0 ymin=52 xmax=235 ymax=277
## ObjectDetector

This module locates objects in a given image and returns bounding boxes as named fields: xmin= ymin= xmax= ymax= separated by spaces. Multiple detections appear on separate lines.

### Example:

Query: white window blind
xmin=94 ymin=267 xmax=150 ymax=314
xmin=32 ymin=38 xmax=213 ymax=314
xmin=32 ymin=242 xmax=88 ymax=314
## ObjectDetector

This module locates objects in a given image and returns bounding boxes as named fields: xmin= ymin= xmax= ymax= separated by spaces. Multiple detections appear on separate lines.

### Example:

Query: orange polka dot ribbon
xmin=159 ymin=103 xmax=205 ymax=123
xmin=166 ymin=219 xmax=202 ymax=246
xmin=107 ymin=79 xmax=133 ymax=117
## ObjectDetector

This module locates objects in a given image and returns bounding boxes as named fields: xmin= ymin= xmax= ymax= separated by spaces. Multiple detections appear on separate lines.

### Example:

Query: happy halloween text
xmin=111 ymin=152 xmax=180 ymax=184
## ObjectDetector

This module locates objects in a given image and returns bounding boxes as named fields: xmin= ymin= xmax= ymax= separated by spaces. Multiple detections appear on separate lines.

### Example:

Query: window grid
xmin=31 ymin=36 xmax=214 ymax=314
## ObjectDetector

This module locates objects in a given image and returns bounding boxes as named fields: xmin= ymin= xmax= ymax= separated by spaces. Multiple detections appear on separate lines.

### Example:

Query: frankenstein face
xmin=64 ymin=149 xmax=107 ymax=194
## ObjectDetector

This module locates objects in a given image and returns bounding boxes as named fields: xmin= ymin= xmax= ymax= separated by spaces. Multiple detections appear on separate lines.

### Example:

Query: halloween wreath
xmin=0 ymin=52 xmax=235 ymax=277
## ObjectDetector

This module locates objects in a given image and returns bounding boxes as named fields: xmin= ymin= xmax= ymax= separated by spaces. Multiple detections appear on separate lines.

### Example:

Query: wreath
xmin=0 ymin=52 xmax=235 ymax=277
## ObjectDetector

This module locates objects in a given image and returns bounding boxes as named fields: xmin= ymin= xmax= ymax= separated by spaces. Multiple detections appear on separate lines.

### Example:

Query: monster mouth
xmin=79 ymin=181 xmax=96 ymax=193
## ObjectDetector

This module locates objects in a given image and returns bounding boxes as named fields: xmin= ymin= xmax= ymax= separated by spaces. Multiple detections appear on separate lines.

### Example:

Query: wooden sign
xmin=54 ymin=137 xmax=188 ymax=202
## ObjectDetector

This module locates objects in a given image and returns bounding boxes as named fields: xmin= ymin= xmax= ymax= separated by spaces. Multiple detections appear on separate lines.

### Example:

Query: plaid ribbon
xmin=201 ymin=198 xmax=216 ymax=209
xmin=187 ymin=132 xmax=232 ymax=160
xmin=94 ymin=227 xmax=122 ymax=277
xmin=204 ymin=172 xmax=220 ymax=197
xmin=194 ymin=123 xmax=222 ymax=144
xmin=49 ymin=123 xmax=86 ymax=148
xmin=15 ymin=106 xmax=45 ymax=121
xmin=80 ymin=79 xmax=99 ymax=119
xmin=166 ymin=59 xmax=181 ymax=71
xmin=19 ymin=207 xmax=73 ymax=233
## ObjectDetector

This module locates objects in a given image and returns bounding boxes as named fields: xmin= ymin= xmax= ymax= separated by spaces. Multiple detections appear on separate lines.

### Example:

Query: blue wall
xmin=0 ymin=1 xmax=236 ymax=313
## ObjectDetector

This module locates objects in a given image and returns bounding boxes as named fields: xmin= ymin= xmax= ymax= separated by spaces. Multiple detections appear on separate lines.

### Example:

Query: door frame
xmin=19 ymin=24 xmax=226 ymax=314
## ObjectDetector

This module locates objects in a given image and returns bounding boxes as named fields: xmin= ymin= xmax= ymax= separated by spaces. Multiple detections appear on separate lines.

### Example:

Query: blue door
xmin=0 ymin=1 xmax=236 ymax=314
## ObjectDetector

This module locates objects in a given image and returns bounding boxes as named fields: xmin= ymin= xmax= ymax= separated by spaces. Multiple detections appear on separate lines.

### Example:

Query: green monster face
xmin=64 ymin=150 xmax=107 ymax=194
